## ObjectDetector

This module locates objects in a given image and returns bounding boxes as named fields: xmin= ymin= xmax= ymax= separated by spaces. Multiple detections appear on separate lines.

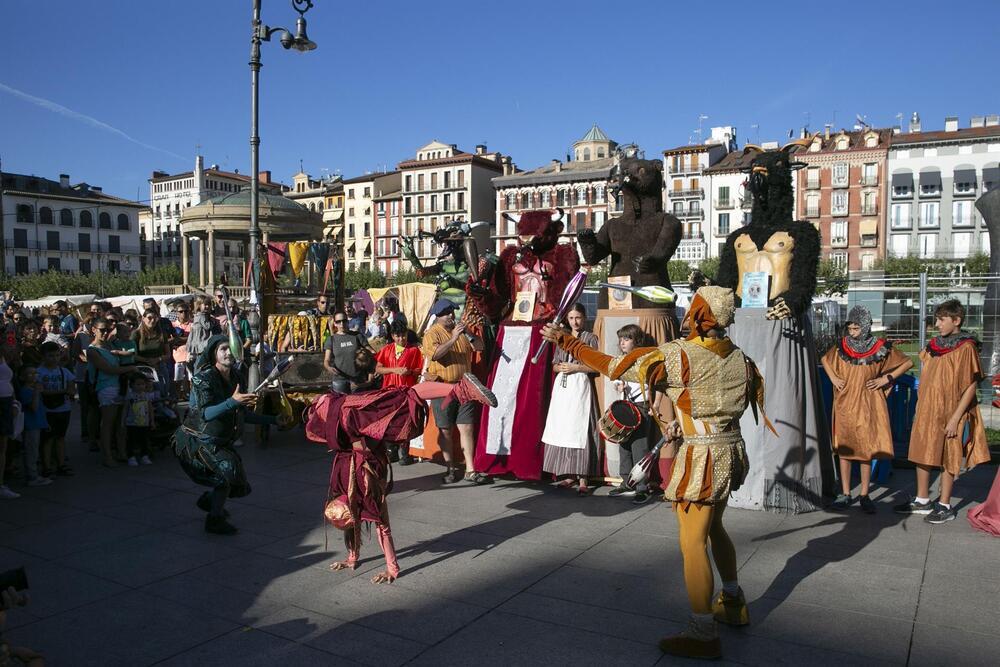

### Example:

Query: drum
xmin=599 ymin=400 xmax=643 ymax=444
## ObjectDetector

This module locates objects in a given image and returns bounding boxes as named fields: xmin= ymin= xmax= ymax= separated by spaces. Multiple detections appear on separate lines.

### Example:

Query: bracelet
xmin=883 ymin=373 xmax=895 ymax=385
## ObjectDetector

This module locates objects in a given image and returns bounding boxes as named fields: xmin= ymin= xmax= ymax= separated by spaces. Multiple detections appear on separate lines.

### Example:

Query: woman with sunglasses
xmin=323 ymin=311 xmax=371 ymax=395
xmin=132 ymin=309 xmax=172 ymax=397
xmin=86 ymin=318 xmax=136 ymax=467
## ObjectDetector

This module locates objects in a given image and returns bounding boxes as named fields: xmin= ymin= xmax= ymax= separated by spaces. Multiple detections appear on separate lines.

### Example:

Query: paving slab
xmin=158 ymin=626 xmax=354 ymax=666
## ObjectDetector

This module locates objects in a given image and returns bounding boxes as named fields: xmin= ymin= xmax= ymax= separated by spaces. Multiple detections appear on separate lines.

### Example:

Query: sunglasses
xmin=334 ymin=319 xmax=347 ymax=324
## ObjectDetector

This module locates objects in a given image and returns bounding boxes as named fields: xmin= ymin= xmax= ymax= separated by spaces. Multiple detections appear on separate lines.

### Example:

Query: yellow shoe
xmin=712 ymin=589 xmax=750 ymax=626
xmin=658 ymin=619 xmax=722 ymax=660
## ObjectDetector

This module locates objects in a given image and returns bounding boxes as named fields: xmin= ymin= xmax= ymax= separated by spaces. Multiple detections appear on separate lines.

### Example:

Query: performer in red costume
xmin=470 ymin=208 xmax=579 ymax=480
xmin=306 ymin=351 xmax=497 ymax=584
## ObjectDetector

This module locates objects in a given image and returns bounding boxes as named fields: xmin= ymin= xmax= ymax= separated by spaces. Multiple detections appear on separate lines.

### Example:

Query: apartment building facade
xmin=397 ymin=141 xmax=505 ymax=268
xmin=886 ymin=114 xmax=1000 ymax=261
xmin=1 ymin=171 xmax=143 ymax=275
xmin=795 ymin=128 xmax=891 ymax=271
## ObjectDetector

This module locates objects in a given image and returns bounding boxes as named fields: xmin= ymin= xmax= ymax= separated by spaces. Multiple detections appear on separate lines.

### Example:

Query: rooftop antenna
xmin=299 ymin=158 xmax=304 ymax=173
xmin=694 ymin=114 xmax=709 ymax=143
xmin=803 ymin=111 xmax=811 ymax=132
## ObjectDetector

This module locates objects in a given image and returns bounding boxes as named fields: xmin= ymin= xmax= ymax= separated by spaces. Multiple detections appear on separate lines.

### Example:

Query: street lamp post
xmin=248 ymin=0 xmax=316 ymax=386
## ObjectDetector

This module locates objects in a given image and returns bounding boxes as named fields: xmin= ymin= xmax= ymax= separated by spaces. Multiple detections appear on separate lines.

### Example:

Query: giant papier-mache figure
xmin=401 ymin=220 xmax=499 ymax=377
xmin=715 ymin=140 xmax=835 ymax=512
xmin=472 ymin=208 xmax=580 ymax=480
xmin=578 ymin=157 xmax=682 ymax=341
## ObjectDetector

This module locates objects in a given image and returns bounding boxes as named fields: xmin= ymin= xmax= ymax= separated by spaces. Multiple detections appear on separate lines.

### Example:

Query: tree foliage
xmin=815 ymin=258 xmax=848 ymax=296
xmin=667 ymin=260 xmax=692 ymax=285
xmin=697 ymin=257 xmax=720 ymax=282
xmin=0 ymin=265 xmax=183 ymax=300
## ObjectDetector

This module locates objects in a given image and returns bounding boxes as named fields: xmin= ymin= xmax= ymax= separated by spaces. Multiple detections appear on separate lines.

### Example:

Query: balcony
xmin=953 ymin=186 xmax=977 ymax=198
xmin=715 ymin=199 xmax=734 ymax=210
xmin=860 ymin=175 xmax=878 ymax=186
xmin=714 ymin=226 xmax=731 ymax=237
xmin=831 ymin=236 xmax=848 ymax=248
xmin=669 ymin=188 xmax=704 ymax=198
xmin=4 ymin=238 xmax=39 ymax=250
xmin=676 ymin=210 xmax=704 ymax=221
xmin=918 ymin=216 xmax=940 ymax=228
xmin=860 ymin=235 xmax=878 ymax=248
xmin=740 ymin=198 xmax=753 ymax=210
xmin=890 ymin=219 xmax=912 ymax=231
xmin=805 ymin=207 xmax=820 ymax=218
xmin=892 ymin=188 xmax=913 ymax=199
xmin=682 ymin=232 xmax=704 ymax=241
xmin=831 ymin=208 xmax=849 ymax=218
xmin=806 ymin=178 xmax=821 ymax=190
xmin=832 ymin=178 xmax=849 ymax=189
xmin=953 ymin=216 xmax=974 ymax=228
xmin=919 ymin=187 xmax=940 ymax=199
xmin=669 ymin=164 xmax=699 ymax=175
xmin=861 ymin=205 xmax=878 ymax=216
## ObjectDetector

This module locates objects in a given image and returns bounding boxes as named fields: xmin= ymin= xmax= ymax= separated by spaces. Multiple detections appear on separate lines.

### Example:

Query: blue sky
xmin=2 ymin=0 xmax=998 ymax=201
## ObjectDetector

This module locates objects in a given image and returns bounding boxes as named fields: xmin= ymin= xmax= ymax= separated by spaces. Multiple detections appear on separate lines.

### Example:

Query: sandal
xmin=556 ymin=479 xmax=576 ymax=489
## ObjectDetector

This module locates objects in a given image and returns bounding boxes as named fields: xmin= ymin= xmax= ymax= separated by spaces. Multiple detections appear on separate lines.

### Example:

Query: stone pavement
xmin=1 ymin=426 xmax=999 ymax=666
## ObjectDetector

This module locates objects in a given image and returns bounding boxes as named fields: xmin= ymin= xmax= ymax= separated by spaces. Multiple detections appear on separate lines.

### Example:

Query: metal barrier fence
xmin=811 ymin=272 xmax=999 ymax=431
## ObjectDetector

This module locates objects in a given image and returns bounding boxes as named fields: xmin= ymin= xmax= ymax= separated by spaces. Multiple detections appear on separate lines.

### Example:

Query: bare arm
xmin=87 ymin=347 xmax=132 ymax=375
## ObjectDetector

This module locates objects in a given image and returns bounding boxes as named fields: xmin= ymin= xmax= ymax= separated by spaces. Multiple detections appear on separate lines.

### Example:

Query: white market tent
xmin=15 ymin=293 xmax=194 ymax=317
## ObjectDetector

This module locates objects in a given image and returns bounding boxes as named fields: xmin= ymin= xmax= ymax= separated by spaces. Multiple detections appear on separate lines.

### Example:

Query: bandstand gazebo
xmin=178 ymin=188 xmax=325 ymax=288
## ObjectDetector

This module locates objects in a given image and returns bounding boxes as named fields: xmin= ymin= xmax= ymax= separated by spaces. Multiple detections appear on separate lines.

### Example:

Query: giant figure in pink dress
xmin=470 ymin=208 xmax=580 ymax=480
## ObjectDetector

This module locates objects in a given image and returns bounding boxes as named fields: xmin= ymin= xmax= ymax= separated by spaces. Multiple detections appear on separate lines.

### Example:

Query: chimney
xmin=551 ymin=159 xmax=562 ymax=173
xmin=944 ymin=116 xmax=959 ymax=132
xmin=908 ymin=112 xmax=921 ymax=133
xmin=971 ymin=116 xmax=986 ymax=128
xmin=259 ymin=170 xmax=271 ymax=184
xmin=502 ymin=156 xmax=513 ymax=175
xmin=986 ymin=115 xmax=1000 ymax=127
xmin=824 ymin=124 xmax=831 ymax=141
xmin=59 ymin=173 xmax=70 ymax=188
xmin=475 ymin=144 xmax=487 ymax=155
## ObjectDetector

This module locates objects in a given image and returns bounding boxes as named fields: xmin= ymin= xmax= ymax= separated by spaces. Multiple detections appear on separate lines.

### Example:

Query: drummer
xmin=609 ymin=324 xmax=655 ymax=504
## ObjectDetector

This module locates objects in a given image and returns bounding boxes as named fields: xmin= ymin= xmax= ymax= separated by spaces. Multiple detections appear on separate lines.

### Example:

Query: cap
xmin=429 ymin=298 xmax=456 ymax=317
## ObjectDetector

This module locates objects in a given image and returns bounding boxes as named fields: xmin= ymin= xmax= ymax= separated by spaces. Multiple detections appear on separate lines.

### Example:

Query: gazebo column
xmin=207 ymin=229 xmax=216 ymax=286
xmin=181 ymin=231 xmax=190 ymax=287
xmin=198 ymin=238 xmax=206 ymax=288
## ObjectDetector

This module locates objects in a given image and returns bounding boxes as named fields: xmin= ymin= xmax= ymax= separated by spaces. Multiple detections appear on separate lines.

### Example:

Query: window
xmin=919 ymin=201 xmax=939 ymax=227
xmin=718 ymin=213 xmax=730 ymax=236
xmin=954 ymin=176 xmax=976 ymax=195
xmin=377 ymin=202 xmax=386 ymax=214
xmin=108 ymin=260 xmax=120 ymax=273
xmin=806 ymin=193 xmax=820 ymax=217
xmin=918 ymin=233 xmax=936 ymax=258
xmin=506 ymin=193 xmax=516 ymax=209
xmin=79 ymin=258 xmax=91 ymax=274
xmin=861 ymin=253 xmax=875 ymax=270
xmin=78 ymin=233 xmax=90 ymax=252
xmin=583 ymin=148 xmax=591 ymax=161
xmin=14 ymin=256 xmax=28 ymax=275
xmin=540 ymin=190 xmax=550 ymax=207
xmin=862 ymin=163 xmax=877 ymax=185
xmin=364 ymin=222 xmax=370 ymax=236
xmin=405 ymin=175 xmax=412 ymax=191
xmin=391 ymin=238 xmax=399 ymax=256
xmin=836 ymin=136 xmax=849 ymax=150
xmin=806 ymin=167 xmax=820 ymax=188
xmin=417 ymin=174 xmax=424 ymax=190
xmin=593 ymin=211 xmax=606 ymax=229
xmin=13 ymin=229 xmax=27 ymax=248
xmin=16 ymin=204 xmax=33 ymax=223
xmin=390 ymin=217 xmax=399 ymax=235
xmin=457 ymin=170 xmax=465 ymax=187
xmin=717 ymin=186 xmax=730 ymax=207
xmin=405 ymin=197 xmax=412 ymax=214
xmin=953 ymin=200 xmax=973 ymax=227
xmin=363 ymin=187 xmax=371 ymax=198
xmin=952 ymin=232 xmax=972 ymax=258
xmin=862 ymin=191 xmax=877 ymax=215
xmin=39 ymin=206 xmax=53 ymax=224
xmin=832 ymin=191 xmax=849 ymax=216
xmin=99 ymin=212 xmax=111 ymax=229
xmin=47 ymin=258 xmax=61 ymax=272
xmin=430 ymin=195 xmax=437 ymax=212
xmin=443 ymin=172 xmax=451 ymax=188
xmin=556 ymin=190 xmax=566 ymax=207
xmin=348 ymin=188 xmax=355 ymax=199
xmin=594 ymin=185 xmax=605 ymax=204
xmin=117 ymin=214 xmax=130 ymax=231
xmin=60 ymin=208 xmax=73 ymax=226
xmin=443 ymin=193 xmax=451 ymax=211
xmin=348 ymin=207 xmax=355 ymax=217
xmin=108 ymin=235 xmax=120 ymax=253
xmin=430 ymin=173 xmax=437 ymax=190
xmin=831 ymin=252 xmax=848 ymax=268
xmin=457 ymin=192 xmax=464 ymax=209
xmin=673 ymin=201 xmax=684 ymax=215
xmin=223 ymin=243 xmax=231 ymax=257
xmin=891 ymin=203 xmax=911 ymax=229
xmin=45 ymin=230 xmax=59 ymax=250
xmin=348 ymin=224 xmax=355 ymax=237
xmin=831 ymin=220 xmax=847 ymax=246
xmin=417 ymin=197 xmax=424 ymax=213
xmin=575 ymin=211 xmax=587 ymax=230
xmin=832 ymin=163 xmax=848 ymax=187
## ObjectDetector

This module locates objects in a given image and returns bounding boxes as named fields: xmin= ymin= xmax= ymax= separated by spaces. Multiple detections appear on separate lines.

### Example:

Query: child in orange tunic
xmin=821 ymin=306 xmax=913 ymax=513
xmin=895 ymin=300 xmax=990 ymax=524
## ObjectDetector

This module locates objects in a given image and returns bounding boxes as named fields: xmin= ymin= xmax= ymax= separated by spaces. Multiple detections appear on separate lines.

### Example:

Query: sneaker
xmin=924 ymin=502 xmax=957 ymax=525
xmin=442 ymin=467 xmax=461 ymax=484
xmin=632 ymin=491 xmax=652 ymax=505
xmin=464 ymin=471 xmax=494 ymax=485
xmin=712 ymin=589 xmax=750 ymax=626
xmin=127 ymin=457 xmax=139 ymax=467
xmin=894 ymin=498 xmax=934 ymax=515
xmin=859 ymin=495 xmax=876 ymax=514
xmin=450 ymin=373 xmax=498 ymax=408
xmin=0 ymin=485 xmax=21 ymax=499
xmin=27 ymin=477 xmax=53 ymax=487
xmin=139 ymin=455 xmax=153 ymax=466
xmin=608 ymin=485 xmax=636 ymax=498
xmin=830 ymin=493 xmax=853 ymax=511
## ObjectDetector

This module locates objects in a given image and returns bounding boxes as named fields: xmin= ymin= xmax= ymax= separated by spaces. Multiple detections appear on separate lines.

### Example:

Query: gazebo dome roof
xmin=205 ymin=188 xmax=309 ymax=212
